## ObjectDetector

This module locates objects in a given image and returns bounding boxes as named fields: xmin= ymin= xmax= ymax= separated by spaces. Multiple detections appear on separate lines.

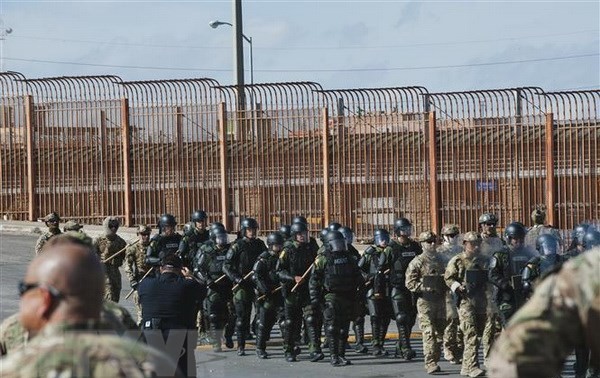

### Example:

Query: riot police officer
xmin=223 ymin=217 xmax=267 ymax=356
xmin=146 ymin=214 xmax=182 ymax=267
xmin=339 ymin=226 xmax=368 ymax=354
xmin=293 ymin=215 xmax=320 ymax=251
xmin=489 ymin=222 xmax=533 ymax=323
xmin=310 ymin=230 xmax=363 ymax=367
xmin=195 ymin=228 xmax=235 ymax=352
xmin=277 ymin=221 xmax=322 ymax=362
xmin=138 ymin=253 xmax=206 ymax=377
xmin=253 ymin=232 xmax=285 ymax=359
xmin=565 ymin=223 xmax=592 ymax=258
xmin=522 ymin=233 xmax=563 ymax=296
xmin=359 ymin=228 xmax=392 ymax=357
xmin=386 ymin=217 xmax=422 ymax=359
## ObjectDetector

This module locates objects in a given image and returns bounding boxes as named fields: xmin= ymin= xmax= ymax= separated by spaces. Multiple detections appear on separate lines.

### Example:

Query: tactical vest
xmin=362 ymin=246 xmax=386 ymax=295
xmin=324 ymin=250 xmax=358 ymax=294
xmin=389 ymin=240 xmax=420 ymax=287
xmin=510 ymin=249 xmax=530 ymax=276
xmin=207 ymin=245 xmax=230 ymax=279
xmin=236 ymin=238 xmax=265 ymax=274
xmin=287 ymin=242 xmax=317 ymax=276
xmin=258 ymin=252 xmax=280 ymax=287
xmin=150 ymin=234 xmax=182 ymax=258
xmin=539 ymin=254 xmax=562 ymax=276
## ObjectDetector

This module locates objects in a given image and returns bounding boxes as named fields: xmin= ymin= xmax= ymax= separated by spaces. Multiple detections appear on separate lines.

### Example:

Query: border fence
xmin=1 ymin=71 xmax=598 ymax=239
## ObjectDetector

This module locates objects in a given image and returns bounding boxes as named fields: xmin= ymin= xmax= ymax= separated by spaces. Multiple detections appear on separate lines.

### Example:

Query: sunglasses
xmin=18 ymin=280 xmax=63 ymax=298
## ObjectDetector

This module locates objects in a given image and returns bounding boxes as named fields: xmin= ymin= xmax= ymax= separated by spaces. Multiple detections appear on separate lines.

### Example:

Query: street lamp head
xmin=209 ymin=20 xmax=223 ymax=29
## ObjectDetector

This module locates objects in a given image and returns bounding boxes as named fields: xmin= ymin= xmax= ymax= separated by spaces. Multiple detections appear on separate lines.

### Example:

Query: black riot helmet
xmin=338 ymin=226 xmax=354 ymax=245
xmin=183 ymin=222 xmax=195 ymax=237
xmin=374 ymin=228 xmax=390 ymax=247
xmin=536 ymin=234 xmax=560 ymax=257
xmin=326 ymin=230 xmax=347 ymax=252
xmin=210 ymin=222 xmax=225 ymax=231
xmin=267 ymin=232 xmax=285 ymax=248
xmin=572 ymin=223 xmax=591 ymax=246
xmin=328 ymin=222 xmax=342 ymax=232
xmin=191 ymin=210 xmax=207 ymax=223
xmin=213 ymin=228 xmax=229 ymax=246
xmin=582 ymin=229 xmax=600 ymax=250
xmin=292 ymin=216 xmax=308 ymax=226
xmin=240 ymin=218 xmax=259 ymax=235
xmin=504 ymin=222 xmax=527 ymax=241
xmin=291 ymin=222 xmax=308 ymax=236
xmin=279 ymin=224 xmax=292 ymax=239
xmin=159 ymin=214 xmax=177 ymax=228
xmin=394 ymin=218 xmax=412 ymax=236
xmin=319 ymin=228 xmax=329 ymax=243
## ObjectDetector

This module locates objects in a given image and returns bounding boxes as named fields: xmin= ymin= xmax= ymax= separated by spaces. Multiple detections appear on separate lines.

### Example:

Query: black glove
xmin=234 ymin=277 xmax=243 ymax=285
xmin=131 ymin=281 xmax=139 ymax=290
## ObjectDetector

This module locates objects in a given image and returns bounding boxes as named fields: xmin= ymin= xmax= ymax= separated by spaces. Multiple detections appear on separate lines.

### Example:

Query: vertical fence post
xmin=25 ymin=95 xmax=37 ymax=221
xmin=428 ymin=111 xmax=441 ymax=234
xmin=322 ymin=107 xmax=330 ymax=227
xmin=121 ymin=98 xmax=133 ymax=227
xmin=219 ymin=102 xmax=230 ymax=231
xmin=175 ymin=106 xmax=184 ymax=223
xmin=545 ymin=113 xmax=556 ymax=227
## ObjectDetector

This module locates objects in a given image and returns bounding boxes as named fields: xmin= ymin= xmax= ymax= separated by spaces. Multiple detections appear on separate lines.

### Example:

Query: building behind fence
xmin=1 ymin=71 xmax=598 ymax=239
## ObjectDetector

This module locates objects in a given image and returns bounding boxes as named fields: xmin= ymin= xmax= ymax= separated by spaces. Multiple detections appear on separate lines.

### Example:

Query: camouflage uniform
xmin=437 ymin=229 xmax=463 ymax=363
xmin=0 ymin=301 xmax=138 ymax=356
xmin=406 ymin=232 xmax=448 ymax=374
xmin=34 ymin=213 xmax=62 ymax=255
xmin=444 ymin=236 xmax=489 ymax=378
xmin=0 ymin=322 xmax=180 ymax=377
xmin=480 ymin=233 xmax=505 ymax=363
xmin=488 ymin=248 xmax=600 ymax=378
xmin=94 ymin=217 xmax=128 ymax=302
xmin=125 ymin=226 xmax=152 ymax=323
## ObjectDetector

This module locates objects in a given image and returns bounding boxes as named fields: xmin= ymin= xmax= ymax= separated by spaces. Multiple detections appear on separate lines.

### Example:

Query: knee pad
xmin=235 ymin=319 xmax=244 ymax=329
xmin=209 ymin=313 xmax=219 ymax=322
xmin=305 ymin=315 xmax=315 ymax=327
xmin=396 ymin=313 xmax=407 ymax=325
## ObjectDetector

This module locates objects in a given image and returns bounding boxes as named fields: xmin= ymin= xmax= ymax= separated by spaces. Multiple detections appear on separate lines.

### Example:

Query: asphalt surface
xmin=0 ymin=231 xmax=578 ymax=377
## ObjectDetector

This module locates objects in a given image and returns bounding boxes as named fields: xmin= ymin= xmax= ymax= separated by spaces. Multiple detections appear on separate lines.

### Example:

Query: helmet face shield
xmin=215 ymin=233 xmax=228 ymax=246
xmin=396 ymin=225 xmax=412 ymax=237
xmin=295 ymin=231 xmax=309 ymax=243
xmin=329 ymin=238 xmax=346 ymax=252
xmin=375 ymin=233 xmax=390 ymax=247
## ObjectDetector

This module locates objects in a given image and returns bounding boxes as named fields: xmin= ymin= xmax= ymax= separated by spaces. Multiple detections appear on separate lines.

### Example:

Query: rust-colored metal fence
xmin=1 ymin=72 xmax=598 ymax=240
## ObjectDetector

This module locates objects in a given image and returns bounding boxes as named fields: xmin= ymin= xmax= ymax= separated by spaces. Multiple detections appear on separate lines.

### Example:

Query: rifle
xmin=102 ymin=239 xmax=140 ymax=263
xmin=125 ymin=267 xmax=154 ymax=300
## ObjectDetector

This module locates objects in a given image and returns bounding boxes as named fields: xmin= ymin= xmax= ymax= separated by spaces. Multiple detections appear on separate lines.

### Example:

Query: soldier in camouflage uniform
xmin=444 ymin=231 xmax=489 ymax=378
xmin=478 ymin=212 xmax=505 ymax=364
xmin=94 ymin=216 xmax=128 ymax=302
xmin=406 ymin=231 xmax=448 ymax=374
xmin=124 ymin=224 xmax=152 ymax=324
xmin=358 ymin=228 xmax=392 ymax=357
xmin=223 ymin=217 xmax=267 ymax=356
xmin=488 ymin=248 xmax=600 ymax=378
xmin=524 ymin=208 xmax=562 ymax=250
xmin=437 ymin=224 xmax=463 ymax=364
xmin=310 ymin=230 xmax=363 ymax=367
xmin=0 ymin=234 xmax=180 ymax=377
xmin=34 ymin=212 xmax=62 ymax=255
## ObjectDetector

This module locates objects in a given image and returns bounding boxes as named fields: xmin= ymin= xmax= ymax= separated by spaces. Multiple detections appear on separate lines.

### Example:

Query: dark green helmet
xmin=267 ymin=232 xmax=285 ymax=247
xmin=328 ymin=222 xmax=342 ymax=232
xmin=504 ymin=222 xmax=527 ymax=240
xmin=279 ymin=224 xmax=291 ymax=239
xmin=191 ymin=210 xmax=207 ymax=222
xmin=159 ymin=214 xmax=177 ymax=228
xmin=292 ymin=216 xmax=308 ymax=226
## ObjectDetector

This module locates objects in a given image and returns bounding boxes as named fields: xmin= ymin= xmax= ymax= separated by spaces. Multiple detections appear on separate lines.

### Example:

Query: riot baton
xmin=257 ymin=286 xmax=282 ymax=301
xmin=125 ymin=267 xmax=154 ymax=300
xmin=290 ymin=263 xmax=315 ymax=293
xmin=232 ymin=270 xmax=254 ymax=291
xmin=213 ymin=274 xmax=227 ymax=284
xmin=364 ymin=268 xmax=390 ymax=287
xmin=102 ymin=239 xmax=140 ymax=263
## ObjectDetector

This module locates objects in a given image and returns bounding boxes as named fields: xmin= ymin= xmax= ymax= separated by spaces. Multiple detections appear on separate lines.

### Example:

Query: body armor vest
xmin=324 ymin=250 xmax=358 ymax=294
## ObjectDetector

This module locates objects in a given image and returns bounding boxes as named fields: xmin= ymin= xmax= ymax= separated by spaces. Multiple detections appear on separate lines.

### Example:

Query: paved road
xmin=0 ymin=232 xmax=577 ymax=377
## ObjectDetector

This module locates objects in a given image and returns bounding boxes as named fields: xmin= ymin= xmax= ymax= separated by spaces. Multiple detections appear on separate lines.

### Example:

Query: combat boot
xmin=338 ymin=338 xmax=352 ymax=366
xmin=285 ymin=352 xmax=297 ymax=362
xmin=395 ymin=324 xmax=416 ymax=360
xmin=426 ymin=364 xmax=441 ymax=374
xmin=256 ymin=349 xmax=268 ymax=359
xmin=467 ymin=367 xmax=485 ymax=377
xmin=353 ymin=323 xmax=368 ymax=354
xmin=309 ymin=351 xmax=325 ymax=362
xmin=210 ymin=328 xmax=223 ymax=352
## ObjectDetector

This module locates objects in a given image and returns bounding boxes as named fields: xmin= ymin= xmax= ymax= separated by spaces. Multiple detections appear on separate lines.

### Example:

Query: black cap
xmin=161 ymin=253 xmax=183 ymax=269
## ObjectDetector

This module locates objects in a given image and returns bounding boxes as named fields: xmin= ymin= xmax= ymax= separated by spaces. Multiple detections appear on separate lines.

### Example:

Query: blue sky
xmin=1 ymin=1 xmax=598 ymax=92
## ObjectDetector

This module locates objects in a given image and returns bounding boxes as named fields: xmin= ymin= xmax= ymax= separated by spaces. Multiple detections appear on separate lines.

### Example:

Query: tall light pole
xmin=209 ymin=19 xmax=253 ymax=102
xmin=0 ymin=18 xmax=13 ymax=72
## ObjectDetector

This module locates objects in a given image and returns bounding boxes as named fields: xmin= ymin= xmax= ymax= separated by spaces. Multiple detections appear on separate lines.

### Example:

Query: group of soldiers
xmin=26 ymin=208 xmax=600 ymax=377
